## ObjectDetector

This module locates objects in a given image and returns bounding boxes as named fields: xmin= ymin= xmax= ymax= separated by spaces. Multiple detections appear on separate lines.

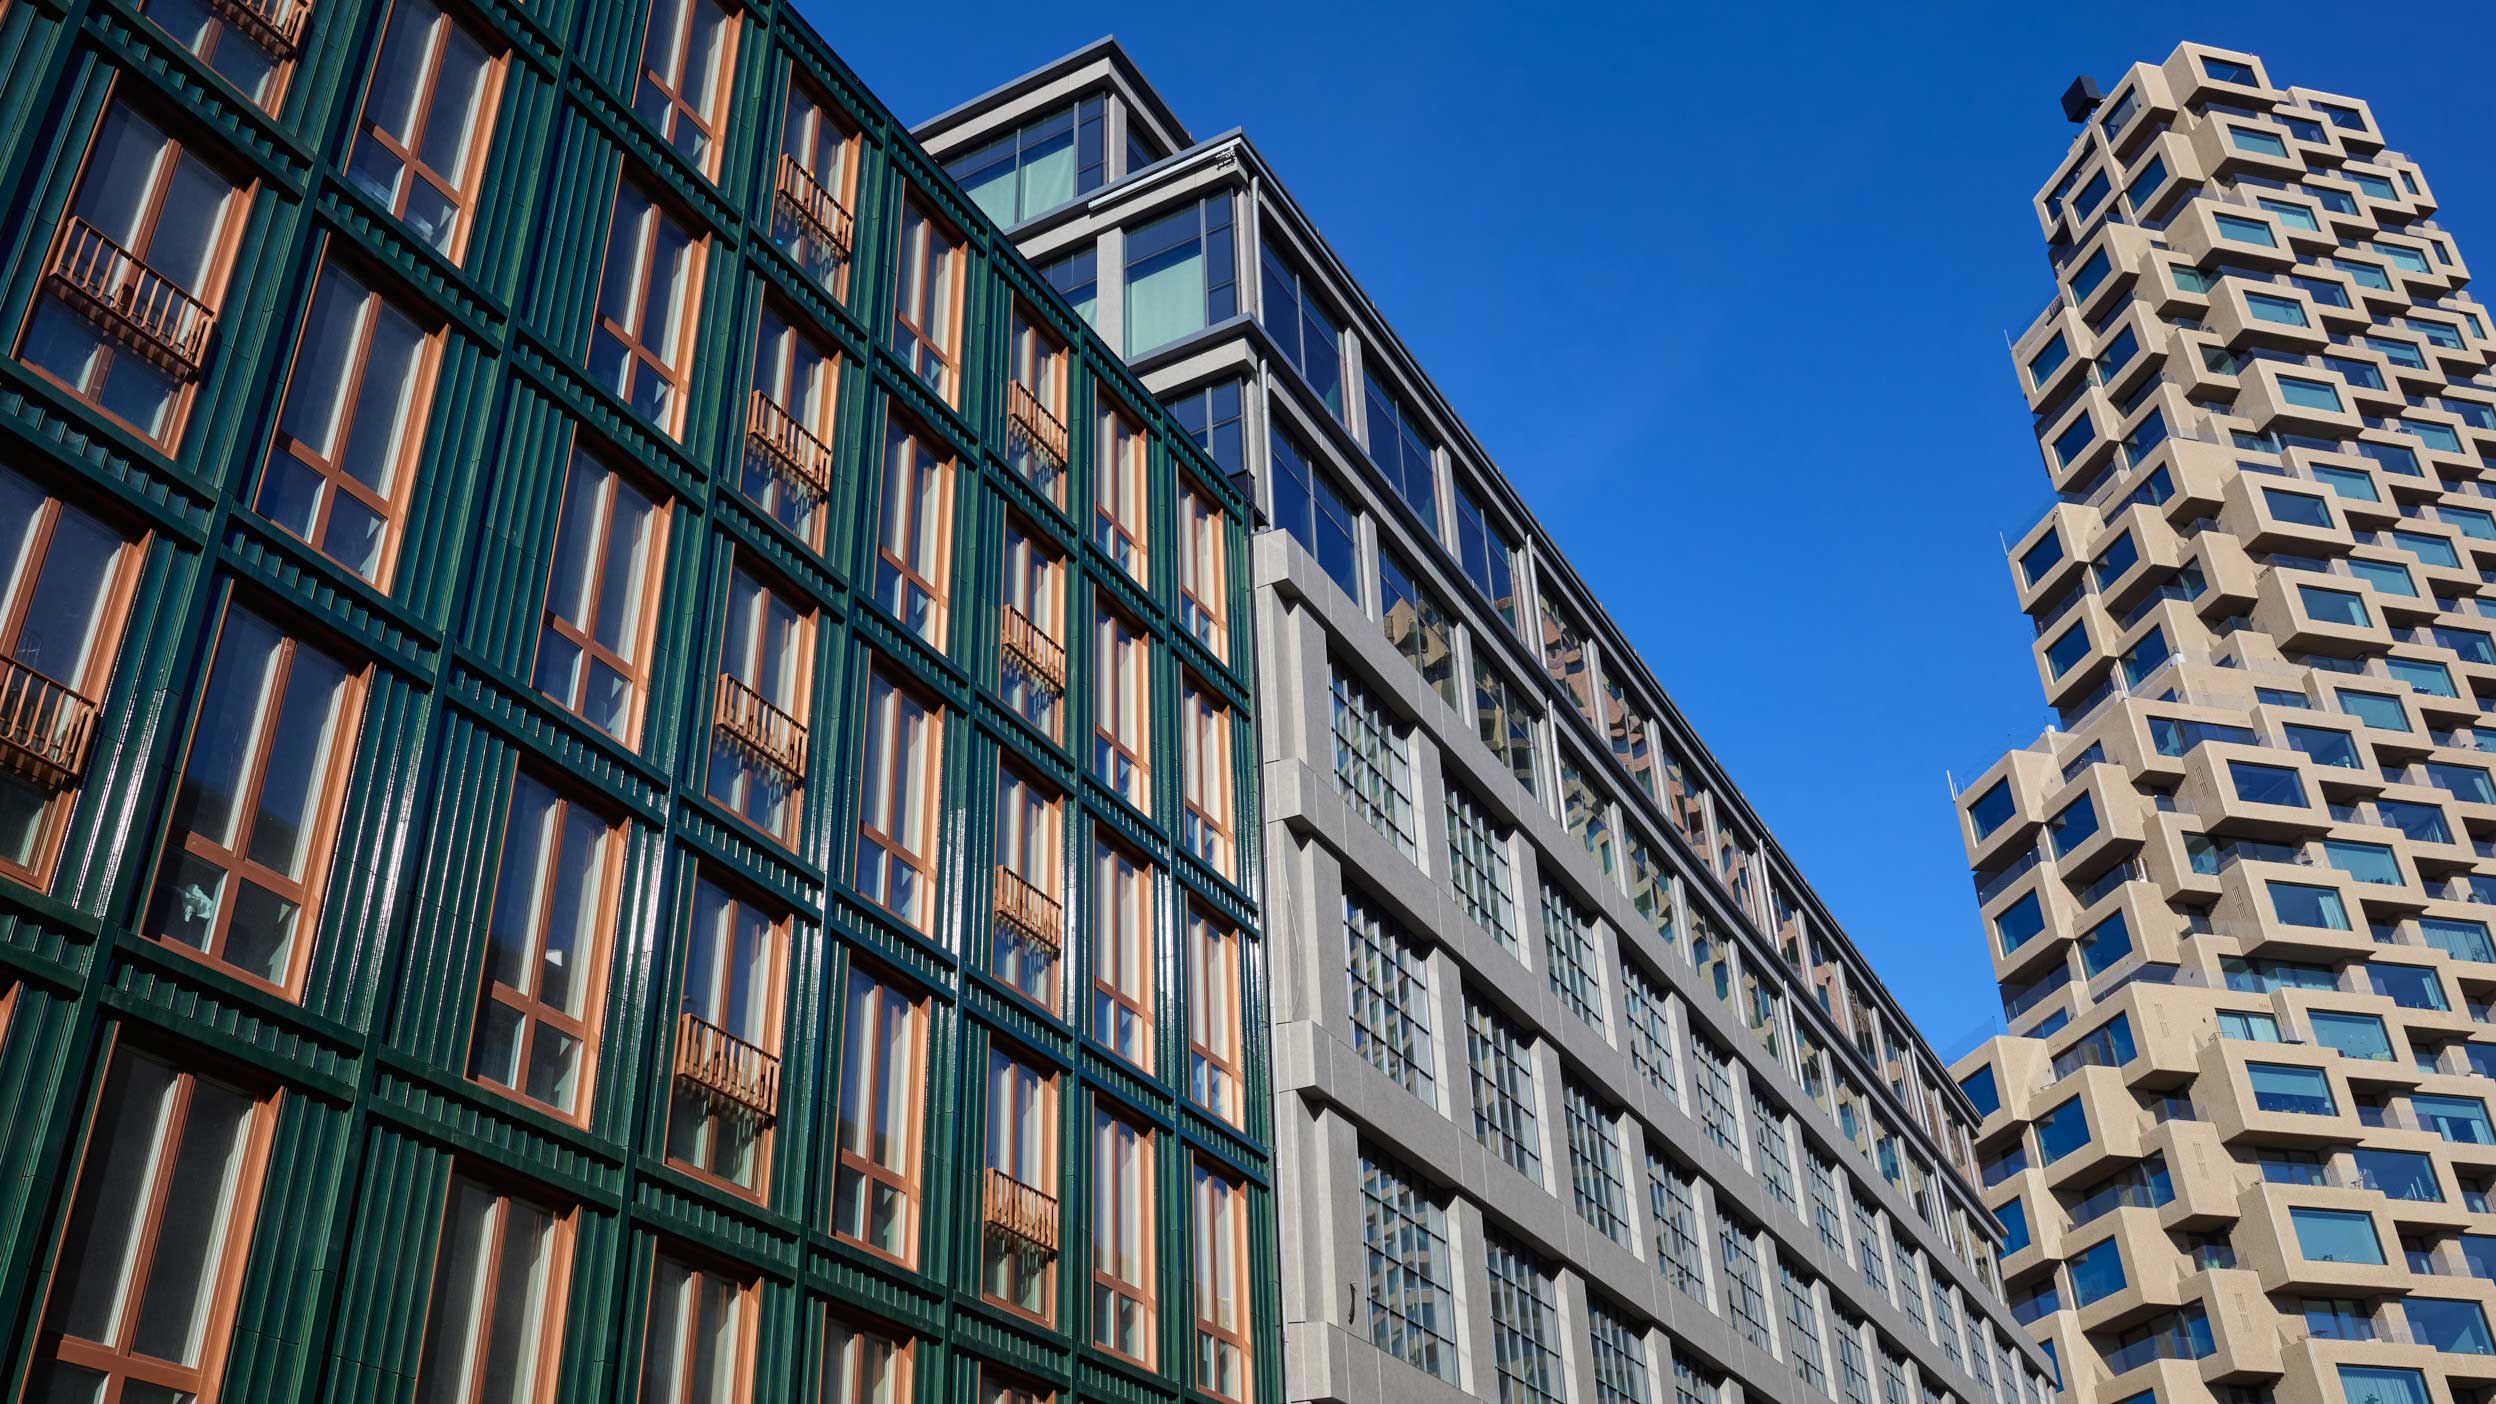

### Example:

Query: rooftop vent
xmin=2061 ymin=74 xmax=2103 ymax=123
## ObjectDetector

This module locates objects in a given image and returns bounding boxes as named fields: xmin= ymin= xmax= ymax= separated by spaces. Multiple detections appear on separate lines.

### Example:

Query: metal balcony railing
xmin=673 ymin=1010 xmax=780 ymax=1124
xmin=983 ymin=1166 xmax=1059 ymax=1255
xmin=745 ymin=388 xmax=835 ymax=500
xmin=993 ymin=865 xmax=1063 ymax=957
xmin=999 ymin=604 xmax=1066 ymax=694
xmin=47 ymin=218 xmax=215 ymax=374
xmin=714 ymin=673 xmax=807 ymax=781
xmin=1006 ymin=379 xmax=1069 ymax=470
xmin=775 ymin=153 xmax=854 ymax=262
xmin=0 ymin=657 xmax=99 ymax=788
xmin=208 ymin=0 xmax=310 ymax=56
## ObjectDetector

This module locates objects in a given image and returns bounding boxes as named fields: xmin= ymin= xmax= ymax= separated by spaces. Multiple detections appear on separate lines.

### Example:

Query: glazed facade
xmin=1953 ymin=40 xmax=2496 ymax=1404
xmin=0 ymin=0 xmax=1280 ymax=1400
xmin=921 ymin=40 xmax=2057 ymax=1404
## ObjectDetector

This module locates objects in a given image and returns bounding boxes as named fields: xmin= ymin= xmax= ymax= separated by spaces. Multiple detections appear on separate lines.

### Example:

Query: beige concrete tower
xmin=1953 ymin=40 xmax=2496 ymax=1404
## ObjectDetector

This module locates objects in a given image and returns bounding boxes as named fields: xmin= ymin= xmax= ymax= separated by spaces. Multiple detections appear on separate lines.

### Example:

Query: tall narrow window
xmin=1178 ymin=480 xmax=1228 ymax=653
xmin=1453 ymin=482 xmax=1519 ymax=630
xmin=634 ymin=0 xmax=734 ymax=174
xmin=772 ymin=82 xmax=856 ymax=294
xmin=141 ymin=0 xmax=301 ymax=111
xmin=742 ymin=303 xmax=837 ymax=544
xmin=1091 ymin=1105 xmax=1155 ymax=1365
xmin=999 ymin=516 xmax=1065 ymax=738
xmin=534 ymin=447 xmax=667 ymax=744
xmin=1093 ymin=835 xmax=1153 ymax=1069
xmin=1446 ymin=785 xmax=1517 ymax=948
xmin=1346 ymin=894 xmax=1435 ymax=1101
xmin=260 ymin=258 xmax=434 ymax=585
xmin=1332 ymin=663 xmax=1415 ymax=854
xmin=468 ymin=771 xmax=615 ymax=1122
xmin=1094 ymin=604 xmax=1150 ymax=807
xmin=1484 ymin=1236 xmax=1565 ymax=1404
xmin=1096 ymin=402 xmax=1148 ymax=578
xmin=1361 ymin=1149 xmax=1456 ymax=1380
xmin=1006 ymin=307 xmax=1069 ymax=499
xmin=1476 ymin=663 xmax=1538 ymax=795
xmin=590 ymin=180 xmax=702 ymax=435
xmin=832 ymin=963 xmax=928 ymax=1265
xmin=982 ymin=1047 xmax=1058 ymax=1322
xmin=1589 ymin=1307 xmax=1651 ymax=1404
xmin=664 ymin=878 xmax=783 ymax=1196
xmin=0 ymin=467 xmax=133 ymax=885
xmin=1565 ymin=1080 xmax=1629 ymax=1246
xmin=1180 ymin=679 xmax=1234 ymax=876
xmin=855 ymin=667 xmax=941 ymax=931
xmin=32 ymin=1048 xmax=272 ymax=1402
xmin=991 ymin=767 xmax=1063 ymax=1011
xmin=1188 ymin=910 xmax=1244 ymax=1124
xmin=416 ymin=1174 xmax=570 ymax=1404
xmin=819 ymin=1312 xmax=910 ymax=1404
xmin=874 ymin=418 xmax=954 ymax=646
xmin=1259 ymin=245 xmax=1343 ymax=417
xmin=22 ymin=103 xmax=244 ymax=446
xmin=1466 ymin=996 xmax=1541 ymax=1183
xmin=349 ymin=0 xmax=500 ymax=258
xmin=146 ymin=605 xmax=361 ymax=995
xmin=893 ymin=198 xmax=964 ymax=400
xmin=1193 ymin=1161 xmax=1251 ymax=1403
xmin=1377 ymin=548 xmax=1456 ymax=705
xmin=1268 ymin=426 xmax=1360 ymax=602
xmin=640 ymin=1250 xmax=752 ymax=1404
xmin=706 ymin=563 xmax=810 ymax=843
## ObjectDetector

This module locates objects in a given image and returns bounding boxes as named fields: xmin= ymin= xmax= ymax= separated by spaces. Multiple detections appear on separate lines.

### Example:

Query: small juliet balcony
xmin=1006 ymin=380 xmax=1069 ymax=471
xmin=775 ymin=152 xmax=854 ymax=263
xmin=209 ymin=0 xmax=311 ymax=57
xmin=673 ymin=1010 xmax=780 ymax=1124
xmin=0 ymin=657 xmax=100 ymax=790
xmin=714 ymin=673 xmax=807 ymax=781
xmin=48 ymin=217 xmax=215 ymax=376
xmin=745 ymin=388 xmax=835 ymax=500
xmin=999 ymin=604 xmax=1065 ymax=694
xmin=983 ymin=1166 xmax=1059 ymax=1255
xmin=992 ymin=865 xmax=1063 ymax=957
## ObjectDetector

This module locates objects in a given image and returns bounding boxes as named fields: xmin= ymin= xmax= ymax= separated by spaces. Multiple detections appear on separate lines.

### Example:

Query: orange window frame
xmin=354 ymin=0 xmax=506 ymax=262
xmin=590 ymin=179 xmax=705 ymax=438
xmin=708 ymin=558 xmax=813 ymax=846
xmin=664 ymin=877 xmax=787 ymax=1202
xmin=1009 ymin=305 xmax=1068 ymax=417
xmin=142 ymin=0 xmax=301 ymax=113
xmin=874 ymin=416 xmax=957 ymax=647
xmin=991 ymin=766 xmax=1062 ymax=1014
xmin=1181 ymin=680 xmax=1235 ymax=877
xmin=775 ymin=80 xmax=860 ymax=295
xmin=820 ymin=1309 xmax=912 ymax=1403
xmin=413 ymin=1169 xmax=576 ymax=1404
xmin=1178 ymin=481 xmax=1228 ymax=653
xmin=534 ymin=445 xmax=672 ymax=746
xmin=640 ymin=1246 xmax=758 ymax=1400
xmin=981 ymin=1043 xmax=1059 ymax=1323
xmin=830 ymin=961 xmax=930 ymax=1266
xmin=743 ymin=302 xmax=838 ymax=546
xmin=1091 ymin=835 xmax=1152 ymax=1072
xmin=983 ymin=1369 xmax=1055 ymax=1404
xmin=1093 ymin=603 xmax=1151 ymax=804
xmin=149 ymin=605 xmax=365 ymax=1001
xmin=1191 ymin=1159 xmax=1252 ymax=1404
xmin=892 ymin=196 xmax=965 ymax=402
xmin=634 ymin=0 xmax=738 ymax=177
xmin=1090 ymin=1104 xmax=1156 ymax=1367
xmin=1187 ymin=910 xmax=1245 ymax=1127
xmin=854 ymin=664 xmax=944 ymax=931
xmin=259 ymin=250 xmax=442 ymax=589
xmin=35 ymin=1042 xmax=278 ymax=1403
xmin=1095 ymin=403 xmax=1148 ymax=577
xmin=468 ymin=770 xmax=619 ymax=1126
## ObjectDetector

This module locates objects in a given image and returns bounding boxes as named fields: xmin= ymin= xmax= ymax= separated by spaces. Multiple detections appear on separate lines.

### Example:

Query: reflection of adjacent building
xmin=1952 ymin=42 xmax=2496 ymax=1404
xmin=928 ymin=39 xmax=2055 ymax=1404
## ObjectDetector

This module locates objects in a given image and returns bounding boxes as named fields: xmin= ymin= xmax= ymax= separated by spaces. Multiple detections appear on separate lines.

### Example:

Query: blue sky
xmin=806 ymin=1 xmax=2496 ymax=1058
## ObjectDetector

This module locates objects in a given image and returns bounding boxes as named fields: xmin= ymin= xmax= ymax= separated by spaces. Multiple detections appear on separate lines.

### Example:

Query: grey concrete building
xmin=920 ymin=39 xmax=2055 ymax=1404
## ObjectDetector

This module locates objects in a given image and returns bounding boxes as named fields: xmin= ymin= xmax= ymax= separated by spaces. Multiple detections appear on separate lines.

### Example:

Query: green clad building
xmin=0 ymin=0 xmax=1276 ymax=1399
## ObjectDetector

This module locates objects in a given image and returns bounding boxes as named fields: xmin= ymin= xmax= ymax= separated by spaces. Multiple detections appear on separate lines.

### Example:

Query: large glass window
xmin=1453 ymin=481 xmax=1519 ymax=629
xmin=664 ymin=877 xmax=782 ymax=1195
xmin=2290 ymin=1207 xmax=2383 ymax=1264
xmin=1466 ymin=995 xmax=1541 ymax=1182
xmin=1345 ymin=893 xmax=1434 ymax=1100
xmin=1259 ymin=244 xmax=1342 ymax=417
xmin=1177 ymin=480 xmax=1229 ymax=654
xmin=469 ymin=771 xmax=614 ymax=1122
xmin=416 ymin=1174 xmax=569 ymax=1404
xmin=590 ymin=180 xmax=702 ymax=435
xmin=261 ymin=259 xmax=433 ymax=585
xmin=999 ymin=516 xmax=1065 ymax=739
xmin=1377 ymin=548 xmax=1456 ymax=705
xmin=23 ymin=103 xmax=244 ymax=446
xmin=1476 ymin=663 xmax=1538 ymax=795
xmin=1563 ymin=1080 xmax=1629 ymax=1245
xmin=351 ymin=0 xmax=499 ymax=257
xmin=1484 ymin=1236 xmax=1565 ymax=1404
xmin=633 ymin=0 xmax=735 ymax=173
xmin=1331 ymin=664 xmax=1414 ymax=853
xmin=821 ymin=1314 xmax=910 ymax=1404
xmin=1268 ymin=425 xmax=1360 ymax=602
xmin=1361 ymin=1149 xmax=1455 ymax=1380
xmin=146 ymin=605 xmax=361 ymax=994
xmin=947 ymin=98 xmax=1103 ymax=226
xmin=31 ymin=1048 xmax=270 ymax=1403
xmin=1446 ymin=784 xmax=1516 ymax=947
xmin=1123 ymin=196 xmax=1235 ymax=354
xmin=832 ymin=964 xmax=928 ymax=1265
xmin=534 ymin=448 xmax=667 ymax=744
xmin=991 ymin=766 xmax=1062 ymax=1012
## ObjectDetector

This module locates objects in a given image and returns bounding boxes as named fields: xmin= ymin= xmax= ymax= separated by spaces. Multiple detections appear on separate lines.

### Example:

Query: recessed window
xmin=1192 ymin=1160 xmax=1252 ymax=1403
xmin=2214 ymin=213 xmax=2277 ymax=247
xmin=990 ymin=766 xmax=1062 ymax=1011
xmin=855 ymin=666 xmax=941 ymax=930
xmin=1095 ymin=400 xmax=1148 ymax=579
xmin=1180 ymin=680 xmax=1234 ymax=877
xmin=145 ymin=605 xmax=363 ymax=995
xmin=350 ymin=0 xmax=500 ymax=257
xmin=999 ymin=516 xmax=1065 ymax=739
xmin=1362 ymin=1150 xmax=1455 ymax=1378
xmin=981 ymin=1046 xmax=1058 ymax=1321
xmin=1092 ymin=1104 xmax=1156 ymax=1364
xmin=873 ymin=416 xmax=955 ymax=646
xmin=1093 ymin=604 xmax=1151 ymax=808
xmin=822 ymin=1315 xmax=912 ymax=1404
xmin=0 ymin=468 xmax=135 ymax=885
xmin=533 ymin=448 xmax=669 ymax=744
xmin=1362 ymin=370 xmax=1438 ymax=526
xmin=633 ymin=0 xmax=736 ymax=174
xmin=2026 ymin=333 xmax=2069 ymax=388
xmin=1187 ymin=910 xmax=1244 ymax=1124
xmin=2276 ymin=375 xmax=2343 ymax=412
xmin=2264 ymin=488 xmax=2332 ymax=527
xmin=641 ymin=1251 xmax=753 ymax=1399
xmin=417 ymin=1174 xmax=570 ymax=1403
xmin=469 ymin=771 xmax=616 ymax=1121
xmin=771 ymin=82 xmax=858 ymax=294
xmin=741 ymin=303 xmax=837 ymax=544
xmin=1092 ymin=834 xmax=1153 ymax=1070
xmin=590 ymin=180 xmax=703 ymax=435
xmin=664 ymin=877 xmax=784 ymax=1195
xmin=2298 ymin=585 xmax=2368 ymax=627
xmin=260 ymin=258 xmax=434 ymax=586
xmin=1004 ymin=307 xmax=1069 ymax=500
xmin=33 ymin=1048 xmax=272 ymax=1402
xmin=705 ymin=563 xmax=811 ymax=842
xmin=2266 ymin=881 xmax=2349 ymax=931
xmin=2228 ymin=126 xmax=2289 ymax=159
xmin=143 ymin=0 xmax=303 ymax=110
xmin=2309 ymin=1011 xmax=2393 ymax=1061
xmin=2229 ymin=760 xmax=2306 ymax=807
xmin=21 ymin=103 xmax=245 ymax=447
xmin=2349 ymin=559 xmax=2414 ymax=597
xmin=1452 ymin=482 xmax=1520 ymax=630
xmin=2290 ymin=1207 xmax=2382 ymax=1264
xmin=1177 ymin=480 xmax=1229 ymax=654
xmin=892 ymin=197 xmax=965 ymax=400
xmin=832 ymin=962 xmax=929 ymax=1264
xmin=1467 ymin=995 xmax=1541 ymax=1181
xmin=2034 ymin=1094 xmax=2089 ymax=1162
xmin=2336 ymin=688 xmax=2407 ymax=731
xmin=2244 ymin=290 xmax=2307 ymax=326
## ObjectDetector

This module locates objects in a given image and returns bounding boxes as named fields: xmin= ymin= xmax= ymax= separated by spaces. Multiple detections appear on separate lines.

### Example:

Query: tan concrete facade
xmin=1953 ymin=40 xmax=2496 ymax=1404
xmin=924 ymin=38 xmax=2054 ymax=1404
